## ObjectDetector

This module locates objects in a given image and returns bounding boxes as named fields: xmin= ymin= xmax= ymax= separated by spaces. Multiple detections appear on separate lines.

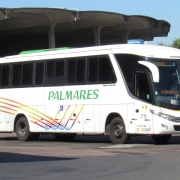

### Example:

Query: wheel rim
xmin=113 ymin=124 xmax=124 ymax=138
xmin=18 ymin=122 xmax=27 ymax=137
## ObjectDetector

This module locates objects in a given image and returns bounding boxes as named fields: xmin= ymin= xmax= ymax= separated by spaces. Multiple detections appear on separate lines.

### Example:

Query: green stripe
xmin=19 ymin=47 xmax=68 ymax=55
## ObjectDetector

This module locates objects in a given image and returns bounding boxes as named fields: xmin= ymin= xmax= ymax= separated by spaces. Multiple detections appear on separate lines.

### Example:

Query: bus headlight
xmin=149 ymin=109 xmax=175 ymax=120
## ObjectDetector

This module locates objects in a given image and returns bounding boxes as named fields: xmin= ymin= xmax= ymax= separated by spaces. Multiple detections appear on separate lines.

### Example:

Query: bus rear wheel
xmin=151 ymin=134 xmax=172 ymax=144
xmin=109 ymin=117 xmax=131 ymax=144
xmin=54 ymin=133 xmax=77 ymax=141
xmin=15 ymin=117 xmax=32 ymax=141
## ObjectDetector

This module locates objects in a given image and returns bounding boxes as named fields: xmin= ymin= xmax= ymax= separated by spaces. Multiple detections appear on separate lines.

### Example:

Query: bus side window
xmin=99 ymin=57 xmax=116 ymax=82
xmin=56 ymin=61 xmax=64 ymax=77
xmin=88 ymin=57 xmax=98 ymax=83
xmin=45 ymin=60 xmax=65 ymax=86
xmin=0 ymin=66 xmax=1 ymax=86
xmin=46 ymin=61 xmax=55 ymax=78
xmin=12 ymin=63 xmax=33 ymax=87
xmin=12 ymin=64 xmax=22 ymax=86
xmin=76 ymin=59 xmax=86 ymax=83
xmin=1 ymin=65 xmax=10 ymax=87
xmin=88 ymin=56 xmax=116 ymax=83
xmin=22 ymin=63 xmax=33 ymax=86
xmin=46 ymin=60 xmax=65 ymax=79
xmin=35 ymin=62 xmax=44 ymax=85
xmin=67 ymin=58 xmax=86 ymax=84
xmin=67 ymin=59 xmax=76 ymax=83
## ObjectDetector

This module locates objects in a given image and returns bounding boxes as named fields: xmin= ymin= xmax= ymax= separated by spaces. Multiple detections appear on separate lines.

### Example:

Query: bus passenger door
xmin=133 ymin=70 xmax=153 ymax=134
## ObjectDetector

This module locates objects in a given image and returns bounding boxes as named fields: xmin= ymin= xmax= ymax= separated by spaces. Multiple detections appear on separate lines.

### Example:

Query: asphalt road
xmin=0 ymin=133 xmax=180 ymax=180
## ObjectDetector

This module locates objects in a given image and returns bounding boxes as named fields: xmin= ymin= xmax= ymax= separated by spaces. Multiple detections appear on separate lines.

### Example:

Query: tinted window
xmin=46 ymin=60 xmax=64 ymax=78
xmin=88 ymin=56 xmax=116 ymax=83
xmin=35 ymin=62 xmax=44 ymax=85
xmin=45 ymin=60 xmax=65 ymax=86
xmin=1 ymin=65 xmax=10 ymax=87
xmin=67 ymin=60 xmax=76 ymax=83
xmin=135 ymin=70 xmax=151 ymax=103
xmin=47 ymin=61 xmax=55 ymax=78
xmin=99 ymin=57 xmax=116 ymax=81
xmin=67 ymin=58 xmax=86 ymax=84
xmin=12 ymin=63 xmax=33 ymax=87
xmin=0 ymin=55 xmax=117 ymax=88
xmin=56 ymin=61 xmax=64 ymax=77
xmin=12 ymin=64 xmax=22 ymax=86
xmin=88 ymin=58 xmax=98 ymax=82
xmin=76 ymin=59 xmax=85 ymax=83
xmin=22 ymin=63 xmax=33 ymax=86
xmin=115 ymin=54 xmax=145 ymax=93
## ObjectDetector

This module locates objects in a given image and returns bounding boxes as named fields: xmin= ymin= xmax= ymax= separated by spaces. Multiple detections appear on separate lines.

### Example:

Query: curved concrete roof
xmin=0 ymin=8 xmax=170 ymax=56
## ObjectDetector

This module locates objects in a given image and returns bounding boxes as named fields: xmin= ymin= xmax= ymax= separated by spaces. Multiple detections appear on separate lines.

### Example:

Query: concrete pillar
xmin=49 ymin=23 xmax=56 ymax=48
xmin=122 ymin=30 xmax=130 ymax=43
xmin=93 ymin=27 xmax=102 ymax=46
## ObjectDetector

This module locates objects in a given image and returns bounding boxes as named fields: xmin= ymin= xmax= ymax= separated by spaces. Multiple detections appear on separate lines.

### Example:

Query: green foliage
xmin=171 ymin=38 xmax=180 ymax=49
xmin=157 ymin=42 xmax=170 ymax=47
xmin=157 ymin=37 xmax=180 ymax=49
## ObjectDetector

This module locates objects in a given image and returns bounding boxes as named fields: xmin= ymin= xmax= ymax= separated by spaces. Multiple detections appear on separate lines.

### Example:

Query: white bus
xmin=0 ymin=44 xmax=180 ymax=144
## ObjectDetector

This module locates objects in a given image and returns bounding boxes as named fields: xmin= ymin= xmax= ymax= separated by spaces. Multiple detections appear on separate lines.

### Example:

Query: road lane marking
xmin=101 ymin=144 xmax=150 ymax=149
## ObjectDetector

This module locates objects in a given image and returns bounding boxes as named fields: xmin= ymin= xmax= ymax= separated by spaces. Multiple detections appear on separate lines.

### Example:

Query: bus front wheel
xmin=151 ymin=134 xmax=172 ymax=144
xmin=15 ymin=117 xmax=32 ymax=141
xmin=109 ymin=117 xmax=131 ymax=144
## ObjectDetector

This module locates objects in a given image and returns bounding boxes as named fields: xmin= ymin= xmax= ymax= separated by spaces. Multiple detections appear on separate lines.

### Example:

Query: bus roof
xmin=1 ymin=44 xmax=180 ymax=63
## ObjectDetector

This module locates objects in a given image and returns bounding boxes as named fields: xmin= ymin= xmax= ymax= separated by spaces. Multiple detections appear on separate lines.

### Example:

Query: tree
xmin=157 ymin=37 xmax=180 ymax=49
xmin=157 ymin=42 xmax=170 ymax=47
xmin=171 ymin=38 xmax=180 ymax=49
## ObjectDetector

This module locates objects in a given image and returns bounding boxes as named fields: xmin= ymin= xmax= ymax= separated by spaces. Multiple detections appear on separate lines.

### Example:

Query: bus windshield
xmin=148 ymin=59 xmax=180 ymax=106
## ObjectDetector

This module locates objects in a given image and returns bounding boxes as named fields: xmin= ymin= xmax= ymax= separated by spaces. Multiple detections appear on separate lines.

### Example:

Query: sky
xmin=0 ymin=0 xmax=179 ymax=45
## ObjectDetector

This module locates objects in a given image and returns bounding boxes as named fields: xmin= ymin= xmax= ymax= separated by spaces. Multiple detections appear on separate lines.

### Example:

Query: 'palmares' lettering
xmin=48 ymin=89 xmax=99 ymax=100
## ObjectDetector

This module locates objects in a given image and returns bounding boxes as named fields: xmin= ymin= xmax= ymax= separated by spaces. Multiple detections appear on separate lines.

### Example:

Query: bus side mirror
xmin=138 ymin=61 xmax=159 ymax=83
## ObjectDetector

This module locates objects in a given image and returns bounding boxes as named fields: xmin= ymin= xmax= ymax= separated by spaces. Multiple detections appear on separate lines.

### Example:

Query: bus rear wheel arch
xmin=109 ymin=117 xmax=131 ymax=144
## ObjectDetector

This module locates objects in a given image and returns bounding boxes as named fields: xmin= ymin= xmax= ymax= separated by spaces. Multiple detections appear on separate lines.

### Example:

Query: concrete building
xmin=0 ymin=8 xmax=170 ymax=56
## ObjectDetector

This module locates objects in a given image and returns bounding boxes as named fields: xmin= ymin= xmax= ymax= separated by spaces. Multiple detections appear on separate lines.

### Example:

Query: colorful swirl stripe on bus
xmin=0 ymin=97 xmax=84 ymax=130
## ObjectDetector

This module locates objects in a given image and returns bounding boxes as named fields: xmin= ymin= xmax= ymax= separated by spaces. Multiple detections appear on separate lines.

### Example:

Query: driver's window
xmin=134 ymin=70 xmax=151 ymax=102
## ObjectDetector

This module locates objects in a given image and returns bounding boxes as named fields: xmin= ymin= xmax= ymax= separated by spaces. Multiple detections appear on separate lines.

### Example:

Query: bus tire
xmin=15 ymin=117 xmax=32 ymax=141
xmin=54 ymin=133 xmax=77 ymax=141
xmin=151 ymin=134 xmax=171 ymax=144
xmin=109 ymin=117 xmax=131 ymax=144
